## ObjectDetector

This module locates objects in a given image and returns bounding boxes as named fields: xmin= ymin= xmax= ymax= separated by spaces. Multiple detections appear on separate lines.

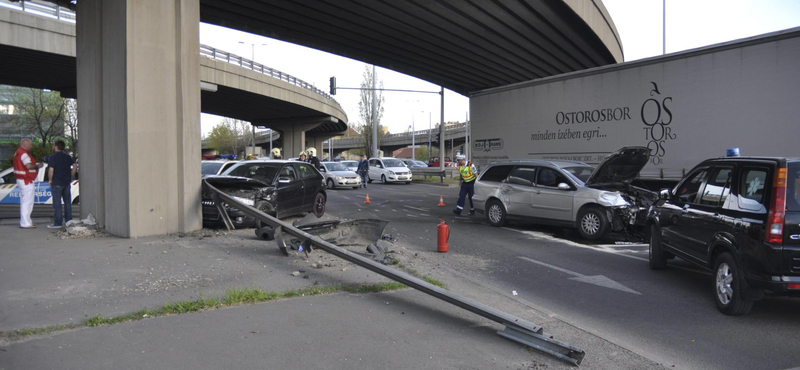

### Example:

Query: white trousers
xmin=17 ymin=180 xmax=34 ymax=227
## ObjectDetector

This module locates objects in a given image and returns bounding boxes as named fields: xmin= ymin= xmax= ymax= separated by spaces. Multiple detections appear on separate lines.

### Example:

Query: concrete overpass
xmin=8 ymin=0 xmax=622 ymax=237
xmin=0 ymin=3 xmax=347 ymax=158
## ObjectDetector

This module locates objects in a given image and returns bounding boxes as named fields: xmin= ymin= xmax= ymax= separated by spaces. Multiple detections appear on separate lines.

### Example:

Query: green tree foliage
xmin=415 ymin=145 xmax=438 ymax=161
xmin=357 ymin=66 xmax=385 ymax=157
xmin=1 ymin=87 xmax=65 ymax=149
xmin=206 ymin=118 xmax=251 ymax=156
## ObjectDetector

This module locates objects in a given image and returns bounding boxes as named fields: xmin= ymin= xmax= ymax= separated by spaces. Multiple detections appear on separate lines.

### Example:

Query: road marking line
xmin=404 ymin=205 xmax=428 ymax=212
xmin=595 ymin=244 xmax=648 ymax=248
xmin=518 ymin=256 xmax=641 ymax=295
xmin=505 ymin=228 xmax=709 ymax=275
xmin=405 ymin=214 xmax=419 ymax=218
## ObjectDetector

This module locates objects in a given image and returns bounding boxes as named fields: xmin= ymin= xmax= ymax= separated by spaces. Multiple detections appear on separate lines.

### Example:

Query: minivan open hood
xmin=584 ymin=147 xmax=650 ymax=187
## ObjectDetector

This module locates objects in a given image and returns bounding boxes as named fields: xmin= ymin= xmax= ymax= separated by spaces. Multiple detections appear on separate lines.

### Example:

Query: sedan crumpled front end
xmin=202 ymin=176 xmax=275 ymax=226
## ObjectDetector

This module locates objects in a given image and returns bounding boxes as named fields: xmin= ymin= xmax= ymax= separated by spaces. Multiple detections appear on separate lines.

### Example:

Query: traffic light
xmin=329 ymin=76 xmax=336 ymax=95
xmin=434 ymin=132 xmax=441 ymax=144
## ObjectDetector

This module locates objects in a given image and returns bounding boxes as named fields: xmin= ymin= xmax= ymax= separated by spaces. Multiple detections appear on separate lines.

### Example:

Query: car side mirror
xmin=557 ymin=183 xmax=570 ymax=190
xmin=319 ymin=168 xmax=326 ymax=173
xmin=279 ymin=178 xmax=291 ymax=184
xmin=660 ymin=188 xmax=670 ymax=200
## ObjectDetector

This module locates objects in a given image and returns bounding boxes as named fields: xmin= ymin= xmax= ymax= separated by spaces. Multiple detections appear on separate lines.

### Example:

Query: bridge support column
xmin=307 ymin=133 xmax=338 ymax=159
xmin=77 ymin=0 xmax=201 ymax=237
xmin=256 ymin=116 xmax=339 ymax=159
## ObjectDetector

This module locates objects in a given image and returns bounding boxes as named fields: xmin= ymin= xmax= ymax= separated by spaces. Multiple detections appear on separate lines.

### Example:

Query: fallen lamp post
xmin=204 ymin=180 xmax=586 ymax=366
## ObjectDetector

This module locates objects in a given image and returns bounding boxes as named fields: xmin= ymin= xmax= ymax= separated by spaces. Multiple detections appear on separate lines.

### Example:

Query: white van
xmin=368 ymin=157 xmax=412 ymax=184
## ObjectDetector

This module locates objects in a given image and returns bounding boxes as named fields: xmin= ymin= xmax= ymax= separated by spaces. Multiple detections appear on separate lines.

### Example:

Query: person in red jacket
xmin=13 ymin=139 xmax=43 ymax=228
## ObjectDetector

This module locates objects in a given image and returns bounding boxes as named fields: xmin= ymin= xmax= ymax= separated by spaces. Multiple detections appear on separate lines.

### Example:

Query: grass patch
xmin=397 ymin=265 xmax=448 ymax=289
xmin=0 ymin=281 xmax=411 ymax=342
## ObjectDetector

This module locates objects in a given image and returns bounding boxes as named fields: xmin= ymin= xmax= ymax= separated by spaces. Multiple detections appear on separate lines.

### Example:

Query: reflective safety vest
xmin=12 ymin=147 xmax=37 ymax=185
xmin=459 ymin=161 xmax=476 ymax=182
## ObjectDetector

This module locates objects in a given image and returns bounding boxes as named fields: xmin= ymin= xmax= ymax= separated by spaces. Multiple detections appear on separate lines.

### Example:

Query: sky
xmin=198 ymin=0 xmax=800 ymax=137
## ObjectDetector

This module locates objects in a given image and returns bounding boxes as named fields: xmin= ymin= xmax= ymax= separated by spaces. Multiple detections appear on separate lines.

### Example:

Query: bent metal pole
xmin=203 ymin=180 xmax=586 ymax=366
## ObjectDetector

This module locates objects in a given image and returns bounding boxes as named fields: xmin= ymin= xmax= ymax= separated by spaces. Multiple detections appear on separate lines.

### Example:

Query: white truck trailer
xmin=470 ymin=27 xmax=800 ymax=183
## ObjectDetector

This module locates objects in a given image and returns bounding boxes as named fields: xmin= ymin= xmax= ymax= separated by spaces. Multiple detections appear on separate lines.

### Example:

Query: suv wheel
xmin=576 ymin=207 xmax=609 ymax=240
xmin=648 ymin=224 xmax=668 ymax=269
xmin=486 ymin=200 xmax=506 ymax=227
xmin=313 ymin=193 xmax=326 ymax=218
xmin=254 ymin=201 xmax=274 ymax=230
xmin=326 ymin=178 xmax=335 ymax=190
xmin=713 ymin=252 xmax=754 ymax=315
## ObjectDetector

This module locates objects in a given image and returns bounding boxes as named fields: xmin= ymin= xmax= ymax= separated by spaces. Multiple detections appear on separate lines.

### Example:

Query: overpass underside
xmin=18 ymin=0 xmax=621 ymax=237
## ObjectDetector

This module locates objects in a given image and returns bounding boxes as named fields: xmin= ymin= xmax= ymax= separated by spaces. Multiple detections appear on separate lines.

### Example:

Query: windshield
xmin=324 ymin=162 xmax=349 ymax=171
xmin=223 ymin=163 xmax=280 ymax=184
xmin=202 ymin=162 xmax=224 ymax=175
xmin=562 ymin=166 xmax=595 ymax=185
xmin=383 ymin=159 xmax=405 ymax=168
xmin=341 ymin=161 xmax=358 ymax=168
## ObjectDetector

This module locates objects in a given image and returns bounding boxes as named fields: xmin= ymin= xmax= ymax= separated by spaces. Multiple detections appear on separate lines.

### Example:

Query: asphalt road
xmin=323 ymin=181 xmax=800 ymax=370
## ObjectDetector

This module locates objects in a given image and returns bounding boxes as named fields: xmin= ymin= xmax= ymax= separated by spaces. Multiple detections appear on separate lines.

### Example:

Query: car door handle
xmin=534 ymin=190 xmax=541 ymax=195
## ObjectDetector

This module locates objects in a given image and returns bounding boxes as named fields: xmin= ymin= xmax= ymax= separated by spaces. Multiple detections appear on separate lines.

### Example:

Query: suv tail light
xmin=766 ymin=167 xmax=787 ymax=244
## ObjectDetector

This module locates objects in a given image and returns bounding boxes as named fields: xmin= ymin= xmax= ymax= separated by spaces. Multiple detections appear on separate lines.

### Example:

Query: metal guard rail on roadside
xmin=203 ymin=179 xmax=586 ymax=366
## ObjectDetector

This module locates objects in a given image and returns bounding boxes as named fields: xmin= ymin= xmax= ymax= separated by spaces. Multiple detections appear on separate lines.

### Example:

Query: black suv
xmin=647 ymin=156 xmax=800 ymax=315
xmin=202 ymin=160 xmax=326 ymax=227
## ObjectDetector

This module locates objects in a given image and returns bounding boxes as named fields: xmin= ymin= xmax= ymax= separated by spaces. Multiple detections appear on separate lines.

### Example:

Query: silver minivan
xmin=472 ymin=147 xmax=656 ymax=240
xmin=368 ymin=157 xmax=412 ymax=184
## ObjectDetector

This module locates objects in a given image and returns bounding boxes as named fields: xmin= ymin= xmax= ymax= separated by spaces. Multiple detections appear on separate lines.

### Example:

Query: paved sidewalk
xmin=0 ymin=222 xmax=663 ymax=369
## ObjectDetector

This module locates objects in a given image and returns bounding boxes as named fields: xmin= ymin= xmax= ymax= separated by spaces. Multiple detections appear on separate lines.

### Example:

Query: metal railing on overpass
xmin=330 ymin=122 xmax=468 ymax=149
xmin=0 ymin=0 xmax=74 ymax=22
xmin=1 ymin=0 xmax=340 ymax=106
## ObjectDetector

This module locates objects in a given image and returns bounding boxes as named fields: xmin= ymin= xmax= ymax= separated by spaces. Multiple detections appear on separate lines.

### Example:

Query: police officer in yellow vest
xmin=454 ymin=154 xmax=477 ymax=216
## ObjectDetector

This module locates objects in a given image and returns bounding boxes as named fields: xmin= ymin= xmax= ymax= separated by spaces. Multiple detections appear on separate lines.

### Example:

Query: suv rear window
xmin=738 ymin=168 xmax=769 ymax=212
xmin=788 ymin=163 xmax=800 ymax=211
xmin=480 ymin=165 xmax=512 ymax=182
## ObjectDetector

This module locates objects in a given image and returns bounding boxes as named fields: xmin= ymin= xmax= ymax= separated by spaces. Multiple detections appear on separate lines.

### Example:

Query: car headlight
xmin=388 ymin=170 xmax=395 ymax=175
xmin=336 ymin=176 xmax=344 ymax=180
xmin=233 ymin=196 xmax=255 ymax=207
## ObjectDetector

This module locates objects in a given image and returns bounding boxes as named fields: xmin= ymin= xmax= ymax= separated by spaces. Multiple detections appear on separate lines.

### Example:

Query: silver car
xmin=340 ymin=160 xmax=359 ymax=172
xmin=320 ymin=161 xmax=362 ymax=189
xmin=473 ymin=147 xmax=656 ymax=240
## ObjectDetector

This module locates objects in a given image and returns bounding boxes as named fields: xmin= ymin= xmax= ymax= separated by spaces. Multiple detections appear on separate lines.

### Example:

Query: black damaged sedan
xmin=202 ymin=160 xmax=326 ymax=228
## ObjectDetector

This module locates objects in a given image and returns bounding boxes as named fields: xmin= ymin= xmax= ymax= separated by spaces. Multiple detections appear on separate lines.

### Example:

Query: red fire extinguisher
xmin=437 ymin=219 xmax=449 ymax=253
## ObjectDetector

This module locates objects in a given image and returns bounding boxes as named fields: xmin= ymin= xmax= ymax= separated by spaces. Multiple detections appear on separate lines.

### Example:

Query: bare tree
xmin=357 ymin=66 xmax=385 ymax=157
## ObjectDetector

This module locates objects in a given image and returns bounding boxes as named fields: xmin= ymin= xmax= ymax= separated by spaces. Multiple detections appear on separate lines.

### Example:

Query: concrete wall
xmin=470 ymin=28 xmax=800 ymax=180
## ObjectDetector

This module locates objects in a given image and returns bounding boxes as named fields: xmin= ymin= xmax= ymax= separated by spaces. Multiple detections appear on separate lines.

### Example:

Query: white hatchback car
xmin=368 ymin=157 xmax=412 ymax=184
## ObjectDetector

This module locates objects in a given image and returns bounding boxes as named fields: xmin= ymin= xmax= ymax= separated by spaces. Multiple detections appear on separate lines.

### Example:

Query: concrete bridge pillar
xmin=77 ymin=0 xmax=201 ymax=237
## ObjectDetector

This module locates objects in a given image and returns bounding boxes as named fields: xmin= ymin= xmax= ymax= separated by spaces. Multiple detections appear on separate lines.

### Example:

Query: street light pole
xmin=240 ymin=41 xmax=266 ymax=158
xmin=371 ymin=65 xmax=378 ymax=158
xmin=412 ymin=114 xmax=415 ymax=160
